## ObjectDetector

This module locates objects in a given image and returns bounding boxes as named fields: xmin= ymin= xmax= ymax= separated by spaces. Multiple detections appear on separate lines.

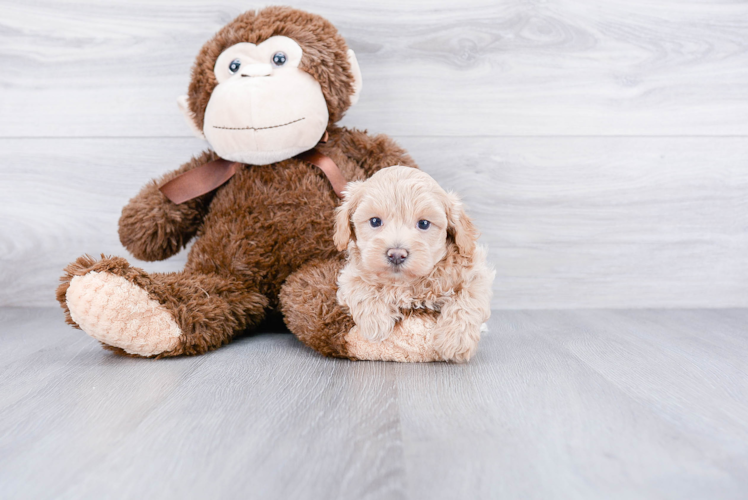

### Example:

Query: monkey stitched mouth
xmin=213 ymin=117 xmax=305 ymax=131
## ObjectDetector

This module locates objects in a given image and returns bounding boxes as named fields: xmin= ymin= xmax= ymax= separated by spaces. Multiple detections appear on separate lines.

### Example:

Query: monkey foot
xmin=65 ymin=271 xmax=181 ymax=356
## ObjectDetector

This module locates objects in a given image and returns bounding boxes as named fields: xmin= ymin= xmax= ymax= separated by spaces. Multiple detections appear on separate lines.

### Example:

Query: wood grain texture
xmin=1 ymin=1 xmax=746 ymax=308
xmin=0 ymin=308 xmax=405 ymax=499
xmin=1 ymin=136 xmax=746 ymax=309
xmin=0 ymin=307 xmax=746 ymax=499
xmin=1 ymin=0 xmax=747 ymax=137
xmin=1 ymin=4 xmax=745 ymax=497
xmin=400 ymin=135 xmax=748 ymax=309
xmin=395 ymin=308 xmax=748 ymax=499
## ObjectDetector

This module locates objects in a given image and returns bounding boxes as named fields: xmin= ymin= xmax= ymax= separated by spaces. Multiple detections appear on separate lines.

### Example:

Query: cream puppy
xmin=334 ymin=166 xmax=494 ymax=362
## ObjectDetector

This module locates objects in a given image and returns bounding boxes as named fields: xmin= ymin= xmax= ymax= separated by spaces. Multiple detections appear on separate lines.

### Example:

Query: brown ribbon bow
xmin=159 ymin=133 xmax=347 ymax=204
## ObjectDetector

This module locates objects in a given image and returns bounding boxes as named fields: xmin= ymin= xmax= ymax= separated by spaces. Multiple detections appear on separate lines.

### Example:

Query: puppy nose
xmin=386 ymin=248 xmax=408 ymax=265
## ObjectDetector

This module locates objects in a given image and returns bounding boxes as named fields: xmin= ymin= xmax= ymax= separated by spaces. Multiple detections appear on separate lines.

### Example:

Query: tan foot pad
xmin=66 ymin=271 xmax=181 ymax=356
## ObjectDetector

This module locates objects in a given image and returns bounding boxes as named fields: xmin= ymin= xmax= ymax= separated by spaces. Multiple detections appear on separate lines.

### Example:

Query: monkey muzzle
xmin=203 ymin=70 xmax=329 ymax=166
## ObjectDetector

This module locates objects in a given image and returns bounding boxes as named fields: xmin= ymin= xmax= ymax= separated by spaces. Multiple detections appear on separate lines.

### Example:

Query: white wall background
xmin=1 ymin=0 xmax=746 ymax=309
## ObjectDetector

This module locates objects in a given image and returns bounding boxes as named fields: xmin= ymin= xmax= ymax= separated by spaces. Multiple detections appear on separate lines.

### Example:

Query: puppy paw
xmin=354 ymin=314 xmax=396 ymax=342
xmin=432 ymin=322 xmax=482 ymax=363
xmin=346 ymin=314 xmax=440 ymax=362
xmin=66 ymin=271 xmax=181 ymax=356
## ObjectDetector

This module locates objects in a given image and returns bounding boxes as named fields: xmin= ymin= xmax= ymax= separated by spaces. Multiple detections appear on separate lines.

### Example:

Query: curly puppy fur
xmin=56 ymin=6 xmax=418 ymax=357
xmin=334 ymin=166 xmax=495 ymax=362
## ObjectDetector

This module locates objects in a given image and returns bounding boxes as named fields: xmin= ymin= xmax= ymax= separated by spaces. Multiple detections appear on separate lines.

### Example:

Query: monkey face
xmin=200 ymin=36 xmax=330 ymax=165
xmin=179 ymin=8 xmax=364 ymax=165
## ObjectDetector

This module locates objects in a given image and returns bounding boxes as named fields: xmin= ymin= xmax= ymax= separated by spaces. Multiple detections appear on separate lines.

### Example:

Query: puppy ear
xmin=445 ymin=192 xmax=479 ymax=256
xmin=334 ymin=181 xmax=365 ymax=251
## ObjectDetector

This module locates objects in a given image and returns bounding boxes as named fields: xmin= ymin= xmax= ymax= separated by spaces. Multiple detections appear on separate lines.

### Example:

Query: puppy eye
xmin=369 ymin=217 xmax=382 ymax=228
xmin=272 ymin=52 xmax=287 ymax=66
xmin=228 ymin=59 xmax=241 ymax=74
xmin=417 ymin=220 xmax=431 ymax=230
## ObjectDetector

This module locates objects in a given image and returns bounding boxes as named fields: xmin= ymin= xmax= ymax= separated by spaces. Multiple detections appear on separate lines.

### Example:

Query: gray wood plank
xmin=1 ymin=136 xmax=746 ymax=309
xmin=0 ymin=308 xmax=405 ymax=500
xmin=395 ymin=309 xmax=748 ymax=500
xmin=0 ymin=307 xmax=746 ymax=499
xmin=1 ymin=0 xmax=747 ymax=137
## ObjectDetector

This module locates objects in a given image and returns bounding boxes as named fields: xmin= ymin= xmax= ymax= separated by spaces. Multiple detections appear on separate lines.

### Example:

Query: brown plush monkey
xmin=57 ymin=6 xmax=418 ymax=358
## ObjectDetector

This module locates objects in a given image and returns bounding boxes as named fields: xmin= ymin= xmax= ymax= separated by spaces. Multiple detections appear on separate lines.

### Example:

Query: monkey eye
xmin=272 ymin=52 xmax=287 ymax=66
xmin=228 ymin=59 xmax=241 ymax=74
xmin=369 ymin=217 xmax=382 ymax=228
xmin=417 ymin=220 xmax=431 ymax=230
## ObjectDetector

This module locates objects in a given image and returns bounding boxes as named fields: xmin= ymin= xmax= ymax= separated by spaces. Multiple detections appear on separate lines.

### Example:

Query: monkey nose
xmin=386 ymin=248 xmax=409 ymax=266
xmin=240 ymin=63 xmax=273 ymax=77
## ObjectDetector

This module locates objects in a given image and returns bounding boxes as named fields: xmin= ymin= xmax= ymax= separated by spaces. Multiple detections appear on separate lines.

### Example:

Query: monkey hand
xmin=118 ymin=153 xmax=217 ymax=261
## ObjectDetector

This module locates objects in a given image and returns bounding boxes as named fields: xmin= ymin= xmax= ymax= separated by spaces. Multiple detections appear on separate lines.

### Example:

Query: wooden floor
xmin=1 ymin=308 xmax=746 ymax=499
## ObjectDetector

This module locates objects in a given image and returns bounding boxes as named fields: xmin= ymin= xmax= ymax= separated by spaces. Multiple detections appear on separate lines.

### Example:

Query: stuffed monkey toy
xmin=57 ymin=6 xmax=421 ymax=358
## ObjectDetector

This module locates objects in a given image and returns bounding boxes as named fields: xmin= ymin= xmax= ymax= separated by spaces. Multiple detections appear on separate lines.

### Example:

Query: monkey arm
xmin=118 ymin=150 xmax=219 ymax=262
xmin=334 ymin=127 xmax=419 ymax=177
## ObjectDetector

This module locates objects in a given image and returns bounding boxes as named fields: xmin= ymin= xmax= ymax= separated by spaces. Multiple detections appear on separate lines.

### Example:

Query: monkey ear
xmin=333 ymin=181 xmax=365 ymax=251
xmin=445 ymin=192 xmax=479 ymax=257
xmin=177 ymin=95 xmax=206 ymax=140
xmin=347 ymin=49 xmax=363 ymax=107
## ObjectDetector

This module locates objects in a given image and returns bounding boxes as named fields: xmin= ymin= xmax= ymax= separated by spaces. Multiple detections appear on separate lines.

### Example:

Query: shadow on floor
xmin=237 ymin=310 xmax=292 ymax=339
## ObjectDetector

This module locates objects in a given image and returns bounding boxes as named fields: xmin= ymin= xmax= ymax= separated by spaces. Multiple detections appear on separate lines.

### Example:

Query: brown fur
xmin=279 ymin=258 xmax=354 ymax=359
xmin=58 ymin=254 xmax=269 ymax=357
xmin=118 ymin=150 xmax=220 ymax=262
xmin=56 ymin=7 xmax=418 ymax=357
